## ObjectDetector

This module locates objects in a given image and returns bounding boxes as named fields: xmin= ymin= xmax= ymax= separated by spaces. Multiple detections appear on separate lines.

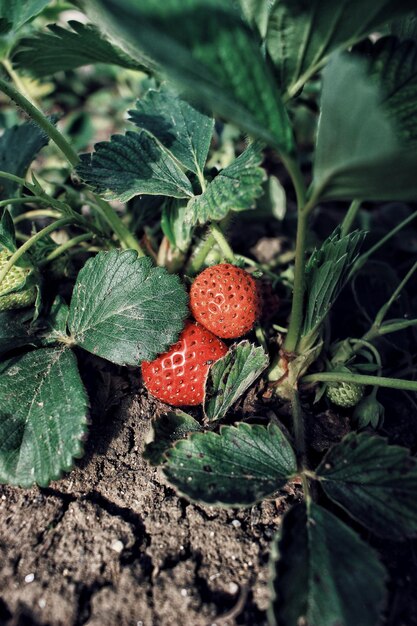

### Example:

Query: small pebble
xmin=231 ymin=519 xmax=241 ymax=528
xmin=180 ymin=588 xmax=188 ymax=597
xmin=110 ymin=540 xmax=124 ymax=553
xmin=229 ymin=582 xmax=239 ymax=594
xmin=24 ymin=573 xmax=35 ymax=583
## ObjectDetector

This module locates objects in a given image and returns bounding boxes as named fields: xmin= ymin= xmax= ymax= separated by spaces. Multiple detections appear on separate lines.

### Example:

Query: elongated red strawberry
xmin=190 ymin=263 xmax=260 ymax=339
xmin=142 ymin=321 xmax=228 ymax=406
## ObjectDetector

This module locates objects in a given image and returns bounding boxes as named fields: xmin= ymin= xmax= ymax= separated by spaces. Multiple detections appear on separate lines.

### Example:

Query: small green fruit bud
xmin=326 ymin=381 xmax=364 ymax=408
xmin=0 ymin=249 xmax=36 ymax=311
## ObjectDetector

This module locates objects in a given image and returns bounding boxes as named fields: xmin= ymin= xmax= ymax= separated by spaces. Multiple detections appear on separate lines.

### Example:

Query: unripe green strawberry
xmin=0 ymin=286 xmax=37 ymax=311
xmin=0 ymin=248 xmax=36 ymax=311
xmin=326 ymin=381 xmax=364 ymax=408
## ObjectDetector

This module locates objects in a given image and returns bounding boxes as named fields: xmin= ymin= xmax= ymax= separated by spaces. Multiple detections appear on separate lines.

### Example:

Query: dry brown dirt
xmin=0 ymin=388 xmax=299 ymax=626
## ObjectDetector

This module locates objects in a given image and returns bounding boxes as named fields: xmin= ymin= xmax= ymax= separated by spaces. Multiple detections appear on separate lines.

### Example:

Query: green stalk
xmin=0 ymin=76 xmax=79 ymax=168
xmin=280 ymin=156 xmax=309 ymax=353
xmin=374 ymin=260 xmax=417 ymax=329
xmin=13 ymin=209 xmax=62 ymax=223
xmin=0 ymin=196 xmax=48 ymax=209
xmin=302 ymin=371 xmax=417 ymax=392
xmin=350 ymin=209 xmax=417 ymax=277
xmin=0 ymin=171 xmax=28 ymax=188
xmin=0 ymin=75 xmax=145 ymax=255
xmin=209 ymin=222 xmax=235 ymax=263
xmin=2 ymin=59 xmax=38 ymax=106
xmin=290 ymin=387 xmax=306 ymax=467
xmin=187 ymin=233 xmax=215 ymax=274
xmin=39 ymin=233 xmax=94 ymax=266
xmin=284 ymin=209 xmax=308 ymax=352
xmin=0 ymin=217 xmax=75 ymax=284
xmin=340 ymin=199 xmax=361 ymax=237
xmin=91 ymin=195 xmax=145 ymax=255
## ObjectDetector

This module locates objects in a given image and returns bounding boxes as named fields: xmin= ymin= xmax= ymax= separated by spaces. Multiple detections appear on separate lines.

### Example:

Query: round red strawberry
xmin=190 ymin=263 xmax=260 ymax=339
xmin=141 ymin=321 xmax=228 ymax=406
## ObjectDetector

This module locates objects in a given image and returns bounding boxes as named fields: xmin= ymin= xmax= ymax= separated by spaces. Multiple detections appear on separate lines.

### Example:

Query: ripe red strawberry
xmin=190 ymin=263 xmax=260 ymax=338
xmin=141 ymin=321 xmax=228 ymax=406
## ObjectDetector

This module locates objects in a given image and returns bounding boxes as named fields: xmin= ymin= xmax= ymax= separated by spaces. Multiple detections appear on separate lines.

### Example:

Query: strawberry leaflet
xmin=68 ymin=250 xmax=188 ymax=365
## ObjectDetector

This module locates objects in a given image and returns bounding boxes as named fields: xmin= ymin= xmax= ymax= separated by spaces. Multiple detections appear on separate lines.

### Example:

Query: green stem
xmin=0 ymin=196 xmax=48 ymax=209
xmin=13 ymin=209 xmax=62 ymax=223
xmin=91 ymin=195 xmax=145 ymax=255
xmin=187 ymin=233 xmax=215 ymax=274
xmin=374 ymin=260 xmax=417 ymax=328
xmin=0 ymin=78 xmax=145 ymax=254
xmin=350 ymin=209 xmax=417 ymax=277
xmin=0 ymin=217 xmax=75 ymax=284
xmin=0 ymin=76 xmax=79 ymax=168
xmin=0 ymin=171 xmax=28 ymax=188
xmin=302 ymin=371 xmax=417 ymax=392
xmin=209 ymin=222 xmax=235 ymax=263
xmin=281 ymin=157 xmax=309 ymax=354
xmin=352 ymin=339 xmax=382 ymax=371
xmin=284 ymin=209 xmax=308 ymax=352
xmin=2 ymin=59 xmax=38 ymax=105
xmin=364 ymin=318 xmax=417 ymax=342
xmin=39 ymin=233 xmax=94 ymax=266
xmin=341 ymin=199 xmax=361 ymax=237
xmin=290 ymin=387 xmax=307 ymax=469
xmin=282 ymin=155 xmax=307 ymax=209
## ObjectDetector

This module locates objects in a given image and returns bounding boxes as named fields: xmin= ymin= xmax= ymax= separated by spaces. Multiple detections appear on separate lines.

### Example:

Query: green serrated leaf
xmin=144 ymin=410 xmax=202 ymax=465
xmin=13 ymin=20 xmax=146 ymax=77
xmin=239 ymin=0 xmax=272 ymax=39
xmin=129 ymin=86 xmax=214 ymax=176
xmin=0 ymin=121 xmax=49 ymax=204
xmin=361 ymin=36 xmax=417 ymax=147
xmin=0 ymin=0 xmax=50 ymax=33
xmin=300 ymin=228 xmax=365 ymax=349
xmin=266 ymin=0 xmax=417 ymax=98
xmin=0 ymin=308 xmax=35 ymax=355
xmin=42 ymin=296 xmax=70 ymax=343
xmin=187 ymin=143 xmax=266 ymax=225
xmin=268 ymin=502 xmax=387 ymax=626
xmin=205 ymin=340 xmax=269 ymax=422
xmin=77 ymin=130 xmax=194 ymax=202
xmin=0 ymin=347 xmax=88 ymax=487
xmin=163 ymin=422 xmax=297 ymax=506
xmin=316 ymin=432 xmax=417 ymax=539
xmin=88 ymin=0 xmax=294 ymax=154
xmin=311 ymin=52 xmax=417 ymax=203
xmin=0 ymin=208 xmax=16 ymax=251
xmin=68 ymin=250 xmax=188 ymax=365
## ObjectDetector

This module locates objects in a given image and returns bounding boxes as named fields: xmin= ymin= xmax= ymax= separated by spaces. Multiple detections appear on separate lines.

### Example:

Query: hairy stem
xmin=39 ymin=233 xmax=94 ymax=265
xmin=302 ymin=371 xmax=417 ymax=392
xmin=350 ymin=209 xmax=417 ymax=277
xmin=290 ymin=387 xmax=306 ymax=467
xmin=340 ymin=199 xmax=361 ymax=237
xmin=0 ymin=76 xmax=79 ymax=167
xmin=284 ymin=210 xmax=308 ymax=352
xmin=0 ymin=77 xmax=145 ymax=254
xmin=0 ymin=196 xmax=49 ymax=209
xmin=2 ymin=59 xmax=38 ymax=106
xmin=13 ymin=209 xmax=62 ymax=223
xmin=90 ymin=195 xmax=145 ymax=255
xmin=374 ymin=260 xmax=417 ymax=329
xmin=210 ymin=222 xmax=235 ymax=263
xmin=0 ymin=217 xmax=75 ymax=284
xmin=281 ymin=157 xmax=308 ymax=353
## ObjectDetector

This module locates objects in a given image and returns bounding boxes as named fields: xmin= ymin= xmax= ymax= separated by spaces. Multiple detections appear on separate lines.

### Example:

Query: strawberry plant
xmin=2 ymin=1 xmax=417 ymax=624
